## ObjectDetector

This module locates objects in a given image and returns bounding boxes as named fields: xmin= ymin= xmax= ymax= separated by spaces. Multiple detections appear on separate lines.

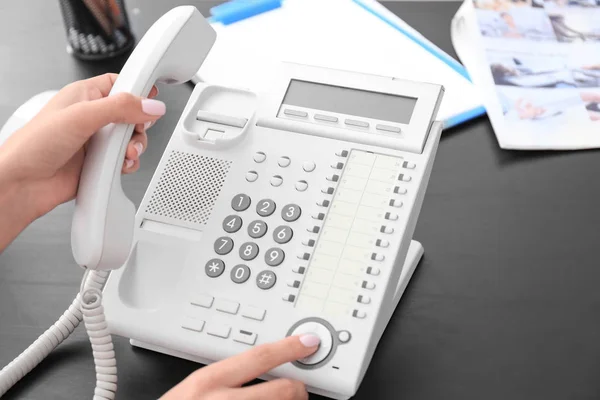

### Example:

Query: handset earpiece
xmin=71 ymin=6 xmax=216 ymax=270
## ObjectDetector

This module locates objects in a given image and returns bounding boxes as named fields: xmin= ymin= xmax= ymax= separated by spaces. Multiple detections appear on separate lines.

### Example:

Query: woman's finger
xmin=223 ymin=379 xmax=308 ymax=400
xmin=191 ymin=335 xmax=320 ymax=390
xmin=125 ymin=130 xmax=148 ymax=162
xmin=122 ymin=157 xmax=139 ymax=174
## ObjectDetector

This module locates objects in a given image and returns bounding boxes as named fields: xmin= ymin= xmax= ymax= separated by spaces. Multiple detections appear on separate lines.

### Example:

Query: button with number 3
xmin=273 ymin=226 xmax=293 ymax=244
xmin=281 ymin=204 xmax=301 ymax=222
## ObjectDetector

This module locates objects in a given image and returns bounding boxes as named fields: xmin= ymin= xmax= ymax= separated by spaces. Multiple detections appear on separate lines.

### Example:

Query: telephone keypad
xmin=214 ymin=237 xmax=234 ymax=255
xmin=265 ymin=247 xmax=285 ymax=266
xmin=256 ymin=270 xmax=277 ymax=290
xmin=239 ymin=242 xmax=259 ymax=261
xmin=223 ymin=215 xmax=243 ymax=233
xmin=232 ymin=194 xmax=251 ymax=211
xmin=205 ymin=259 xmax=225 ymax=278
xmin=256 ymin=199 xmax=276 ymax=217
xmin=282 ymin=204 xmax=301 ymax=222
xmin=273 ymin=226 xmax=293 ymax=244
xmin=247 ymin=220 xmax=268 ymax=238
xmin=230 ymin=264 xmax=251 ymax=284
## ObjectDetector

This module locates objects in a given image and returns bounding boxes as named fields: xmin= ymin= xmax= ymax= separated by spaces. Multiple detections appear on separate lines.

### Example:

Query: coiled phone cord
xmin=0 ymin=269 xmax=116 ymax=399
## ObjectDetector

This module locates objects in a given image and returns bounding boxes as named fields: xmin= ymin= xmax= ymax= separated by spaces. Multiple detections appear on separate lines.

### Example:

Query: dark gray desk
xmin=2 ymin=2 xmax=600 ymax=399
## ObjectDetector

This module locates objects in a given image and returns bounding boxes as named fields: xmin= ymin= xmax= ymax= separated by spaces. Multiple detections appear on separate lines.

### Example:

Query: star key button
xmin=205 ymin=259 xmax=225 ymax=278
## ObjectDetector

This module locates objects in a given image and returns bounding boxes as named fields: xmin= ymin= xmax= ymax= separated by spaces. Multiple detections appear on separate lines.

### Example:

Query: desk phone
xmin=0 ymin=6 xmax=444 ymax=400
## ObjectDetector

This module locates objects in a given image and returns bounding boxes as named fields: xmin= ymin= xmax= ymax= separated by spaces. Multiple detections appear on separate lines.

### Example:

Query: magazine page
xmin=452 ymin=0 xmax=600 ymax=150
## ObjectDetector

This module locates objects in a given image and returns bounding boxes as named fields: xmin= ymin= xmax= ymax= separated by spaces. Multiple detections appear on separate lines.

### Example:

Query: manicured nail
xmin=144 ymin=120 xmax=154 ymax=130
xmin=125 ymin=159 xmax=134 ymax=169
xmin=299 ymin=334 xmax=320 ymax=347
xmin=133 ymin=142 xmax=144 ymax=157
xmin=141 ymin=99 xmax=166 ymax=116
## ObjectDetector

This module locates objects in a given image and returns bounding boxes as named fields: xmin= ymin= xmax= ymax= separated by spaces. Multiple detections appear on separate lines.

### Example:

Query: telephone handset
xmin=1 ymin=6 xmax=446 ymax=400
xmin=71 ymin=6 xmax=216 ymax=271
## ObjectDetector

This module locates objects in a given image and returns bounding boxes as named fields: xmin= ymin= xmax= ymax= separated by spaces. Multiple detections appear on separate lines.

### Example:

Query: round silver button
xmin=245 ymin=171 xmax=258 ymax=182
xmin=278 ymin=156 xmax=291 ymax=168
xmin=270 ymin=175 xmax=283 ymax=187
xmin=253 ymin=152 xmax=266 ymax=163
xmin=295 ymin=180 xmax=308 ymax=192
xmin=302 ymin=161 xmax=316 ymax=172
xmin=338 ymin=331 xmax=351 ymax=343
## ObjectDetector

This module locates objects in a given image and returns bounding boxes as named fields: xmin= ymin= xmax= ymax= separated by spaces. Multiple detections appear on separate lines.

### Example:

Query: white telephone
xmin=0 ymin=6 xmax=444 ymax=400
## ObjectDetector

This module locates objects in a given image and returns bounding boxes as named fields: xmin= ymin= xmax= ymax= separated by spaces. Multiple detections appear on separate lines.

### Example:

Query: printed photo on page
xmin=461 ymin=0 xmax=600 ymax=150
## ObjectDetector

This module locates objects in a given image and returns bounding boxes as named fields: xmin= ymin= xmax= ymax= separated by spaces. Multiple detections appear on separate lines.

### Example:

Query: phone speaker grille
xmin=145 ymin=151 xmax=231 ymax=226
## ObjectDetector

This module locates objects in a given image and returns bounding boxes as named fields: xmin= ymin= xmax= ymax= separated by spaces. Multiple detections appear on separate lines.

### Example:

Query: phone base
xmin=128 ymin=240 xmax=423 ymax=400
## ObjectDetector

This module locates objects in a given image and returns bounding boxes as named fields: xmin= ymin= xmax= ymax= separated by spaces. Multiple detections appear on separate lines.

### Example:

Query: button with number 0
xmin=281 ymin=204 xmax=301 ymax=222
xmin=248 ymin=220 xmax=268 ymax=238
xmin=256 ymin=199 xmax=276 ymax=217
xmin=214 ymin=237 xmax=234 ymax=255
xmin=232 ymin=194 xmax=251 ymax=212
xmin=222 ymin=215 xmax=242 ymax=233
xmin=231 ymin=264 xmax=251 ymax=284
xmin=265 ymin=247 xmax=285 ymax=266
xmin=239 ymin=242 xmax=259 ymax=261
xmin=273 ymin=226 xmax=293 ymax=244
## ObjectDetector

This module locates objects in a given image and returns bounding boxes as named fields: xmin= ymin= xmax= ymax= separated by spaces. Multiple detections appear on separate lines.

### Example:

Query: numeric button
xmin=256 ymin=199 xmax=276 ymax=217
xmin=239 ymin=242 xmax=259 ymax=261
xmin=273 ymin=226 xmax=293 ymax=244
xmin=205 ymin=259 xmax=225 ymax=278
xmin=231 ymin=265 xmax=251 ymax=284
xmin=248 ymin=220 xmax=268 ymax=238
xmin=256 ymin=270 xmax=277 ymax=290
xmin=223 ymin=215 xmax=242 ymax=233
xmin=214 ymin=237 xmax=234 ymax=255
xmin=265 ymin=247 xmax=285 ymax=266
xmin=282 ymin=204 xmax=301 ymax=222
xmin=232 ymin=194 xmax=251 ymax=211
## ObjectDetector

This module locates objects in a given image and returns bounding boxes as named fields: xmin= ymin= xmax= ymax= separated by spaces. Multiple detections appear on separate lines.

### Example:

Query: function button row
xmin=189 ymin=294 xmax=266 ymax=322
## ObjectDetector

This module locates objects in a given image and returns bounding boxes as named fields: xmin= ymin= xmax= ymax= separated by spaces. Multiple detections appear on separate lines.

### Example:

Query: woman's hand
xmin=161 ymin=334 xmax=321 ymax=400
xmin=0 ymin=73 xmax=165 ymax=251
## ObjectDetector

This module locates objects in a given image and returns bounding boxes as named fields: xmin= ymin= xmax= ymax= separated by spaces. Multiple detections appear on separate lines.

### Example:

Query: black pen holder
xmin=58 ymin=0 xmax=135 ymax=60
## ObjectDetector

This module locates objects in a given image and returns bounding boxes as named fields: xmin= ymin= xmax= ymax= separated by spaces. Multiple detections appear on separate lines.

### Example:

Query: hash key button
xmin=241 ymin=306 xmax=266 ymax=321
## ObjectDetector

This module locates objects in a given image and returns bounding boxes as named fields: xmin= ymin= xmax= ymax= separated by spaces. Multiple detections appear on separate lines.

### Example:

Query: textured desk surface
xmin=2 ymin=1 xmax=600 ymax=399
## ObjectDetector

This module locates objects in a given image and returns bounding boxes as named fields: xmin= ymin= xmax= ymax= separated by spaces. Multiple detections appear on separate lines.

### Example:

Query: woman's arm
xmin=0 ymin=147 xmax=37 ymax=251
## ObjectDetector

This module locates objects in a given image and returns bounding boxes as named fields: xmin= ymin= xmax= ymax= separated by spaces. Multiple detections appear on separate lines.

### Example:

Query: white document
xmin=451 ymin=0 xmax=600 ymax=150
xmin=196 ymin=0 xmax=483 ymax=128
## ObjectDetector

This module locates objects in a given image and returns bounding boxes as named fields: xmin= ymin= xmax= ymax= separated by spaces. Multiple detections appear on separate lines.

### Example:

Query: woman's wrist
xmin=0 ymin=146 xmax=39 ymax=251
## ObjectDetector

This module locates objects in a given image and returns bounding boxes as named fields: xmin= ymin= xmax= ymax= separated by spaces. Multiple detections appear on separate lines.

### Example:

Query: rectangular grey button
xmin=345 ymin=119 xmax=369 ymax=128
xmin=196 ymin=110 xmax=247 ymax=128
xmin=191 ymin=294 xmax=213 ymax=308
xmin=207 ymin=323 xmax=231 ymax=338
xmin=241 ymin=306 xmax=266 ymax=321
xmin=215 ymin=299 xmax=240 ymax=315
xmin=182 ymin=317 xmax=205 ymax=333
xmin=376 ymin=124 xmax=401 ymax=133
xmin=314 ymin=114 xmax=338 ymax=122
xmin=284 ymin=109 xmax=308 ymax=118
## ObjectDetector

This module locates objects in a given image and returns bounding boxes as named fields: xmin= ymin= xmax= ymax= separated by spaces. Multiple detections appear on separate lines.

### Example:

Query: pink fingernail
xmin=125 ymin=159 xmax=134 ymax=169
xmin=144 ymin=121 xmax=154 ymax=130
xmin=299 ymin=334 xmax=320 ymax=347
xmin=133 ymin=142 xmax=144 ymax=157
xmin=141 ymin=99 xmax=166 ymax=116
